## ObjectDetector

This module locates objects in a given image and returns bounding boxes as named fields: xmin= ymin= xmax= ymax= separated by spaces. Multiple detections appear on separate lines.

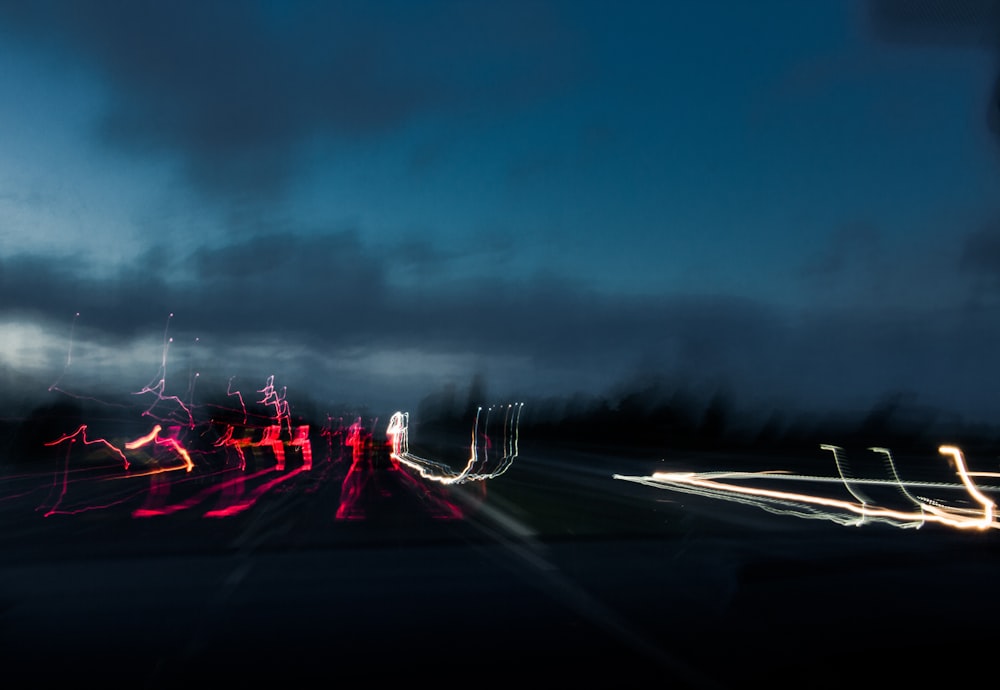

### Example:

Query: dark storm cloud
xmin=6 ymin=227 xmax=1000 ymax=425
xmin=799 ymin=221 xmax=884 ymax=286
xmin=866 ymin=0 xmax=1000 ymax=46
xmin=866 ymin=0 xmax=1000 ymax=147
xmin=959 ymin=216 xmax=1000 ymax=304
xmin=0 ymin=0 xmax=584 ymax=201
xmin=190 ymin=230 xmax=387 ymax=325
xmin=0 ymin=231 xmax=390 ymax=345
xmin=0 ymin=251 xmax=174 ymax=334
xmin=960 ymin=222 xmax=1000 ymax=274
xmin=0 ymin=230 xmax=783 ymax=371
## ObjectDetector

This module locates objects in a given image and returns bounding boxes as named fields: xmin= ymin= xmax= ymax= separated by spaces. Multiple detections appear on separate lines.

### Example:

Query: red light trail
xmin=23 ymin=313 xmax=523 ymax=522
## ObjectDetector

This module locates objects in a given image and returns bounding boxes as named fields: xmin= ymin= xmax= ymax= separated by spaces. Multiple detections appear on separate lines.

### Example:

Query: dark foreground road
xmin=1 ymin=440 xmax=999 ymax=688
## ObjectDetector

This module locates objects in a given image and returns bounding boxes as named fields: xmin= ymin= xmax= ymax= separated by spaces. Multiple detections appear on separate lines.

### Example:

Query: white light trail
xmin=387 ymin=403 xmax=524 ymax=485
xmin=614 ymin=445 xmax=1000 ymax=531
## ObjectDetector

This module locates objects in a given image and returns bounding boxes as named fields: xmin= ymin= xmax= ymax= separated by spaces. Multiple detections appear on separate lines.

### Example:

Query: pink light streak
xmin=291 ymin=424 xmax=312 ymax=470
xmin=32 ymin=313 xmax=519 ymax=522
xmin=334 ymin=417 xmax=465 ymax=520
xmin=44 ymin=424 xmax=130 ymax=470
xmin=335 ymin=417 xmax=377 ymax=520
xmin=258 ymin=374 xmax=292 ymax=437
xmin=215 ymin=423 xmax=249 ymax=470
xmin=203 ymin=466 xmax=308 ymax=518
xmin=130 ymin=466 xmax=277 ymax=518
xmin=226 ymin=376 xmax=248 ymax=425
xmin=255 ymin=424 xmax=286 ymax=471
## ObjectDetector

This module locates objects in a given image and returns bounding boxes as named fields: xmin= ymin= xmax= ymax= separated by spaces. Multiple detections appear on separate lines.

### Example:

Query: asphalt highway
xmin=1 ymin=439 xmax=998 ymax=688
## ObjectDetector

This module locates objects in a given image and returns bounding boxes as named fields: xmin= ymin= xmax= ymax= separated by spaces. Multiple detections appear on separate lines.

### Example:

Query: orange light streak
xmin=125 ymin=425 xmax=162 ymax=450
xmin=936 ymin=445 xmax=994 ymax=529
xmin=204 ymin=466 xmax=307 ymax=518
xmin=227 ymin=376 xmax=248 ymax=424
xmin=124 ymin=424 xmax=194 ymax=472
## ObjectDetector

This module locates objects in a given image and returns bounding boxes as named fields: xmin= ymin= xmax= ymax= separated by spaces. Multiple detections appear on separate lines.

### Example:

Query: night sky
xmin=2 ymin=1 xmax=1000 ymax=430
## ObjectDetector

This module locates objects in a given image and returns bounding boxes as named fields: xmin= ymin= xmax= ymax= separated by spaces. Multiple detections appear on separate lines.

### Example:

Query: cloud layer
xmin=3 ymin=217 xmax=1000 ymax=430
xmin=3 ymin=1 xmax=1000 ymax=439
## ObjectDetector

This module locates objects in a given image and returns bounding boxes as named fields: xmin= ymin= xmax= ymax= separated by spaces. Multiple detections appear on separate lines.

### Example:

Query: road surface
xmin=1 ymin=438 xmax=998 ymax=688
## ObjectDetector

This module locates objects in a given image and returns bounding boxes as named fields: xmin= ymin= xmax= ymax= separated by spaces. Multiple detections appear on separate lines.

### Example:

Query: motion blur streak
xmin=255 ymin=425 xmax=286 ymax=471
xmin=215 ymin=424 xmax=250 ymax=470
xmin=123 ymin=424 xmax=195 ymax=473
xmin=868 ymin=446 xmax=924 ymax=519
xmin=133 ymin=313 xmax=196 ymax=428
xmin=38 ymin=427 xmax=147 ymax=517
xmin=46 ymin=311 xmax=79 ymax=395
xmin=202 ymin=466 xmax=309 ymax=518
xmin=614 ymin=445 xmax=999 ymax=530
xmin=936 ymin=445 xmax=995 ymax=528
xmin=43 ymin=424 xmax=130 ymax=470
xmin=290 ymin=424 xmax=312 ymax=470
xmin=386 ymin=403 xmax=523 ymax=485
xmin=257 ymin=375 xmax=292 ymax=437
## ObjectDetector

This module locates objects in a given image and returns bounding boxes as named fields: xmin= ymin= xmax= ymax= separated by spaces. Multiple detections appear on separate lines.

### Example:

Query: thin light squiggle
xmin=32 ymin=316 xmax=331 ymax=519
xmin=387 ymin=403 xmax=524 ymax=485
xmin=335 ymin=416 xmax=467 ymax=520
xmin=614 ymin=445 xmax=998 ymax=531
xmin=47 ymin=311 xmax=79 ymax=394
xmin=226 ymin=376 xmax=248 ymax=425
xmin=43 ymin=424 xmax=130 ymax=470
xmin=124 ymin=424 xmax=194 ymax=473
xmin=869 ymin=446 xmax=926 ymax=527
xmin=133 ymin=313 xmax=195 ymax=428
xmin=258 ymin=374 xmax=291 ymax=438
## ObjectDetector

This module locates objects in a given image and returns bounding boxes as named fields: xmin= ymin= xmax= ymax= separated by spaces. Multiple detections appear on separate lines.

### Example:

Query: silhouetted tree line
xmin=3 ymin=373 xmax=1000 ymax=467
xmin=412 ymin=375 xmax=1000 ymax=459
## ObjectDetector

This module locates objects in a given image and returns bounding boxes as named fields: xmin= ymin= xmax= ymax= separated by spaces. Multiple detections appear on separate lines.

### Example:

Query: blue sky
xmin=2 ymin=0 xmax=1000 ymax=429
